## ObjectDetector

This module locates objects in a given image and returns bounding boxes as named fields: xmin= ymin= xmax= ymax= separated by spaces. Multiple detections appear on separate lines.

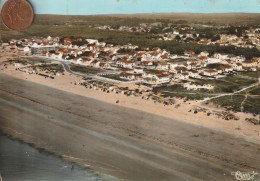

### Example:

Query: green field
xmin=160 ymin=92 xmax=209 ymax=100
xmin=249 ymin=85 xmax=260 ymax=95
xmin=243 ymin=96 xmax=260 ymax=114
xmin=210 ymin=83 xmax=260 ymax=114
xmin=211 ymin=95 xmax=260 ymax=115
xmin=70 ymin=64 xmax=103 ymax=74
xmin=238 ymin=71 xmax=260 ymax=78
xmin=34 ymin=64 xmax=64 ymax=73
xmin=194 ymin=76 xmax=257 ymax=93
xmin=26 ymin=57 xmax=52 ymax=65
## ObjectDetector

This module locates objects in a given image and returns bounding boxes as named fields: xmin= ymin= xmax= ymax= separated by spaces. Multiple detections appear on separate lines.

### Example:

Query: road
xmin=37 ymin=56 xmax=122 ymax=83
xmin=0 ymin=73 xmax=259 ymax=181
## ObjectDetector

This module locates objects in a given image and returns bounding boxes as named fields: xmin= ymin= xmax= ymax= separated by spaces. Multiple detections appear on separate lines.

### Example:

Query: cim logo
xmin=231 ymin=171 xmax=258 ymax=181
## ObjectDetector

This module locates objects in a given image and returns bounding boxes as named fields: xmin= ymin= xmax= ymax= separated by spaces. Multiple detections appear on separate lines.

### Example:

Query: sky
xmin=1 ymin=0 xmax=260 ymax=15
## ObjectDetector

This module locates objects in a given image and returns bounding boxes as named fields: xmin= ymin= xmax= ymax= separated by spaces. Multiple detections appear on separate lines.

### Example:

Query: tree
xmin=49 ymin=50 xmax=56 ymax=53
xmin=244 ymin=35 xmax=249 ymax=39
xmin=211 ymin=34 xmax=220 ymax=42
xmin=228 ymin=26 xmax=237 ymax=35
xmin=185 ymin=37 xmax=194 ymax=42
xmin=175 ymin=35 xmax=181 ymax=41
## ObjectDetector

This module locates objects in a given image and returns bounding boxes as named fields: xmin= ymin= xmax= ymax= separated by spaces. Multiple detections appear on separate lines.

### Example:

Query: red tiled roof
xmin=217 ymin=66 xmax=225 ymax=70
xmin=120 ymin=72 xmax=135 ymax=76
xmin=199 ymin=56 xmax=208 ymax=60
xmin=175 ymin=67 xmax=187 ymax=71
xmin=99 ymin=62 xmax=106 ymax=66
xmin=204 ymin=69 xmax=217 ymax=73
xmin=243 ymin=60 xmax=255 ymax=63
xmin=157 ymin=74 xmax=169 ymax=78
xmin=161 ymin=55 xmax=168 ymax=59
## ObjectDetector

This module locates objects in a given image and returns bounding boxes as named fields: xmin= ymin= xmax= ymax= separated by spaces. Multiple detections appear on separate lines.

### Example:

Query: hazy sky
xmin=1 ymin=0 xmax=260 ymax=15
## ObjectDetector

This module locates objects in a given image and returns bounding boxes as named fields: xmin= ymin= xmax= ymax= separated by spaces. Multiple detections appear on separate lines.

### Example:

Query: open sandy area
xmin=0 ymin=52 xmax=259 ymax=141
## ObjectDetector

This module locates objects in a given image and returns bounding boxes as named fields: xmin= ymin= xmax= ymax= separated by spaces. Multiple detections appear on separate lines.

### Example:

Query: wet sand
xmin=0 ymin=133 xmax=101 ymax=181
xmin=0 ymin=74 xmax=260 ymax=181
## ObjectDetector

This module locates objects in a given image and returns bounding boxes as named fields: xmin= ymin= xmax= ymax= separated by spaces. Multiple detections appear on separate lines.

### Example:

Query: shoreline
xmin=0 ymin=59 xmax=259 ymax=141
xmin=0 ymin=130 xmax=118 ymax=181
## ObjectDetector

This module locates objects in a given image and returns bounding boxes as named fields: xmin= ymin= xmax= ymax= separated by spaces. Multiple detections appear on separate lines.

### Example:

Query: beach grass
xmin=70 ymin=64 xmax=104 ymax=74
xmin=34 ymin=64 xmax=64 ymax=73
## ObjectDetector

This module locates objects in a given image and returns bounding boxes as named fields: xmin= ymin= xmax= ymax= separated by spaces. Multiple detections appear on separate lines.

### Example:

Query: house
xmin=200 ymin=51 xmax=209 ymax=57
xmin=224 ymin=65 xmax=233 ymax=72
xmin=142 ymin=70 xmax=170 ymax=85
xmin=232 ymin=56 xmax=245 ymax=63
xmin=99 ymin=62 xmax=110 ymax=69
xmin=190 ymin=54 xmax=199 ymax=59
xmin=117 ymin=59 xmax=135 ymax=69
xmin=187 ymin=62 xmax=198 ymax=70
xmin=157 ymin=63 xmax=169 ymax=70
xmin=156 ymin=74 xmax=170 ymax=84
xmin=14 ymin=63 xmax=21 ymax=67
xmin=173 ymin=30 xmax=180 ymax=35
xmin=90 ymin=60 xmax=99 ymax=67
xmin=153 ymin=47 xmax=161 ymax=52
xmin=142 ymin=74 xmax=170 ymax=85
xmin=189 ymin=70 xmax=199 ymax=78
xmin=81 ymin=58 xmax=93 ymax=66
xmin=134 ymin=67 xmax=144 ymax=74
xmin=184 ymin=50 xmax=194 ymax=57
xmin=233 ymin=63 xmax=243 ymax=71
xmin=41 ymin=51 xmax=48 ymax=56
xmin=203 ymin=69 xmax=218 ymax=77
xmin=142 ymin=77 xmax=158 ymax=85
xmin=216 ymin=66 xmax=225 ymax=74
xmin=176 ymin=72 xmax=189 ymax=80
xmin=23 ymin=46 xmax=31 ymax=52
xmin=198 ymin=56 xmax=209 ymax=63
xmin=120 ymin=68 xmax=134 ymax=73
xmin=73 ymin=57 xmax=83 ymax=63
xmin=141 ymin=61 xmax=153 ymax=66
xmin=207 ymin=58 xmax=221 ymax=64
xmin=242 ymin=60 xmax=257 ymax=68
xmin=215 ymin=53 xmax=229 ymax=60
xmin=120 ymin=72 xmax=135 ymax=80
xmin=86 ymin=39 xmax=99 ymax=45
xmin=174 ymin=66 xmax=188 ymax=73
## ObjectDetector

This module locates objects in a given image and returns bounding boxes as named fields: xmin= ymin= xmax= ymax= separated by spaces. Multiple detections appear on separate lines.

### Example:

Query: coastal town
xmin=1 ymin=28 xmax=259 ymax=122
xmin=1 ymin=34 xmax=259 ymax=85
xmin=1 ymin=11 xmax=260 ymax=181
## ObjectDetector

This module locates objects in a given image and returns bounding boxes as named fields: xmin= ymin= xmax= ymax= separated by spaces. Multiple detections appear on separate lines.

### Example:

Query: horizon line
xmin=35 ymin=12 xmax=260 ymax=16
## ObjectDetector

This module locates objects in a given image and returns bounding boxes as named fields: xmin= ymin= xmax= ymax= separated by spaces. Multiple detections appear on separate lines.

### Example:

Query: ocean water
xmin=0 ymin=133 xmax=101 ymax=181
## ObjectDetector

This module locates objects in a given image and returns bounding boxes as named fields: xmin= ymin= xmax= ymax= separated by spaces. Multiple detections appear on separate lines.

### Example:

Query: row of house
xmin=2 ymin=36 xmax=259 ymax=86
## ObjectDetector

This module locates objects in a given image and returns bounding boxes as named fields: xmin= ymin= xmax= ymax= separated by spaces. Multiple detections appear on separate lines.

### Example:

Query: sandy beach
xmin=0 ymin=53 xmax=259 ymax=141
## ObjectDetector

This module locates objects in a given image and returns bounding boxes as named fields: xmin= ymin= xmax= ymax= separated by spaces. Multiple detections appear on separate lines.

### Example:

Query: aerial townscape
xmin=0 ymin=13 xmax=260 ymax=181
